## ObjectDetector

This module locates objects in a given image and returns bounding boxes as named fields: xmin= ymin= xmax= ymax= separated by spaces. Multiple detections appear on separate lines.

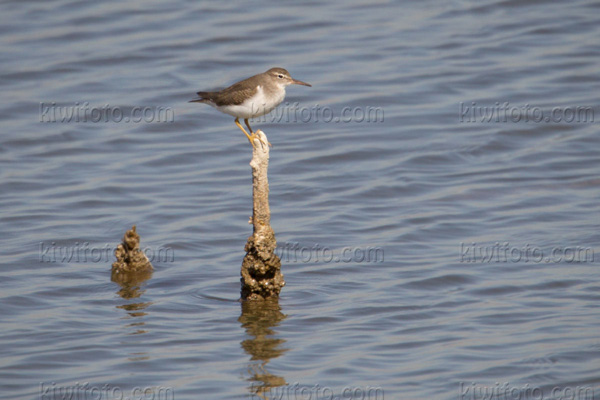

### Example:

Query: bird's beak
xmin=291 ymin=78 xmax=311 ymax=87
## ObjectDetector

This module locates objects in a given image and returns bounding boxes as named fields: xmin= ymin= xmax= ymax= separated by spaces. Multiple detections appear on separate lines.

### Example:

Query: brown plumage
xmin=189 ymin=68 xmax=311 ymax=147
xmin=191 ymin=85 xmax=257 ymax=107
xmin=189 ymin=68 xmax=296 ymax=106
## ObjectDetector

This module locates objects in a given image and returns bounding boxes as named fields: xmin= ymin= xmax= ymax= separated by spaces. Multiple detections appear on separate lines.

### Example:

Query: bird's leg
xmin=235 ymin=118 xmax=255 ymax=147
xmin=245 ymin=118 xmax=272 ymax=148
xmin=244 ymin=118 xmax=254 ymax=135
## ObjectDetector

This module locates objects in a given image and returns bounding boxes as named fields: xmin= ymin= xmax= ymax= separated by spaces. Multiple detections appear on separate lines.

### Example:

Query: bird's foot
xmin=250 ymin=130 xmax=271 ymax=149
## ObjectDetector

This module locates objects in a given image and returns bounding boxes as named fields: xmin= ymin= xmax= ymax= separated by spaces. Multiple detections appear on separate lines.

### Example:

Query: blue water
xmin=1 ymin=1 xmax=599 ymax=399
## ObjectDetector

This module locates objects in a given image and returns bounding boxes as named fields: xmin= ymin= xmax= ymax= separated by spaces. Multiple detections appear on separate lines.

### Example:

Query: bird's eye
xmin=278 ymin=74 xmax=284 ymax=79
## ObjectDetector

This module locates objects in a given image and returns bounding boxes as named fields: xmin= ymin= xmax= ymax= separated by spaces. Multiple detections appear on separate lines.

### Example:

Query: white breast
xmin=216 ymin=85 xmax=285 ymax=119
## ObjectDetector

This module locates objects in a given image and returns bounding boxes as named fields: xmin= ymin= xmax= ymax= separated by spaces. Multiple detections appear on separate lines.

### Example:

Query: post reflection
xmin=239 ymin=298 xmax=288 ymax=400
xmin=112 ymin=268 xmax=153 ymax=348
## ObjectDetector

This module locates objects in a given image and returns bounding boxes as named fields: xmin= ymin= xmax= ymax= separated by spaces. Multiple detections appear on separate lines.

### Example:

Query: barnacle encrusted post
xmin=111 ymin=225 xmax=153 ymax=282
xmin=241 ymin=131 xmax=285 ymax=300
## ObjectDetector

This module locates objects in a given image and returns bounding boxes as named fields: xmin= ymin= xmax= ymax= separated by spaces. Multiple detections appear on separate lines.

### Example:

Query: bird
xmin=190 ymin=67 xmax=311 ymax=147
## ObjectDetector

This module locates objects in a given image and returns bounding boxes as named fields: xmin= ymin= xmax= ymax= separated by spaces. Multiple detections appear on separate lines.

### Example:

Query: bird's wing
xmin=211 ymin=80 xmax=258 ymax=106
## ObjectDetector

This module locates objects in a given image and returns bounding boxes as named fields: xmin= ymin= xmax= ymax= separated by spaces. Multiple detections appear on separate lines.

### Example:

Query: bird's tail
xmin=189 ymin=91 xmax=211 ymax=103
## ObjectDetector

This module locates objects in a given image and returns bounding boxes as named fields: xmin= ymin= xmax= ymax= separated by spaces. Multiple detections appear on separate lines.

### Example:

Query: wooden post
xmin=111 ymin=225 xmax=153 ymax=287
xmin=241 ymin=131 xmax=285 ymax=300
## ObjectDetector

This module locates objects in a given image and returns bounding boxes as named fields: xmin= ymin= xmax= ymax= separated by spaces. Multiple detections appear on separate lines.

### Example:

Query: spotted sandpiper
xmin=190 ymin=67 xmax=311 ymax=147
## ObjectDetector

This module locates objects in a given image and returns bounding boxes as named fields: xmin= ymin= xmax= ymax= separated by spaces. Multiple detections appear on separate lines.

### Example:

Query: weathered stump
xmin=241 ymin=131 xmax=285 ymax=300
xmin=111 ymin=225 xmax=153 ymax=285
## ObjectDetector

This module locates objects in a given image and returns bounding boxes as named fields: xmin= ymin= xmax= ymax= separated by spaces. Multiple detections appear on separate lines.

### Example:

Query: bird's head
xmin=266 ymin=67 xmax=311 ymax=88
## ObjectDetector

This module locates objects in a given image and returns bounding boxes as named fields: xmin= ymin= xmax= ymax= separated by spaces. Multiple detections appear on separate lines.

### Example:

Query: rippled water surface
xmin=1 ymin=1 xmax=599 ymax=399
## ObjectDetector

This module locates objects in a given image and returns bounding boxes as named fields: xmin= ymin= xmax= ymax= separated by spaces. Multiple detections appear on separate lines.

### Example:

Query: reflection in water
xmin=112 ymin=267 xmax=153 ymax=300
xmin=111 ymin=267 xmax=153 ymax=359
xmin=239 ymin=298 xmax=288 ymax=400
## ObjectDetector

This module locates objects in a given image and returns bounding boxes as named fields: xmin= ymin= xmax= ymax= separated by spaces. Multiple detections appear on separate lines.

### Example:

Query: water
xmin=1 ymin=1 xmax=599 ymax=399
